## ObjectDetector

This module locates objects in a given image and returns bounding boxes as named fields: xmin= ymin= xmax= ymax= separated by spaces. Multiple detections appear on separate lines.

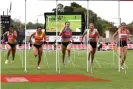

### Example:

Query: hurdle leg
xmin=95 ymin=58 xmax=101 ymax=68
xmin=43 ymin=50 xmax=50 ymax=68
xmin=19 ymin=48 xmax=23 ymax=68
xmin=114 ymin=51 xmax=128 ymax=71
xmin=73 ymin=49 xmax=76 ymax=61
xmin=68 ymin=57 xmax=75 ymax=68
xmin=113 ymin=50 xmax=115 ymax=65
xmin=57 ymin=48 xmax=60 ymax=73
xmin=90 ymin=55 xmax=93 ymax=73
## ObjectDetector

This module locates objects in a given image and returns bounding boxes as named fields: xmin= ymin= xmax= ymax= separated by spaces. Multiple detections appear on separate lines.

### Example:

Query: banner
xmin=1 ymin=44 xmax=133 ymax=50
xmin=47 ymin=36 xmax=81 ymax=42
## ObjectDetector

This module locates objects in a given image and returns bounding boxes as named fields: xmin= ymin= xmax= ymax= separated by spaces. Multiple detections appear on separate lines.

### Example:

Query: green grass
xmin=46 ymin=15 xmax=81 ymax=32
xmin=1 ymin=50 xmax=133 ymax=89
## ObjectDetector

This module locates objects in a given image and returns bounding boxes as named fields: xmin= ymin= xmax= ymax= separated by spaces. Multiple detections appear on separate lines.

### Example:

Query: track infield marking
xmin=1 ymin=74 xmax=110 ymax=83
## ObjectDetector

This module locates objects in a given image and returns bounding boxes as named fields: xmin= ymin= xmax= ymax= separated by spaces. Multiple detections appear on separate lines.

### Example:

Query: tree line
xmin=11 ymin=2 xmax=132 ymax=36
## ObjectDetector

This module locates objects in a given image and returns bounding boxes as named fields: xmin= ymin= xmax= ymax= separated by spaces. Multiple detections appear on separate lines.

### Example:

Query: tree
xmin=71 ymin=2 xmax=82 ymax=8
xmin=73 ymin=8 xmax=86 ymax=13
xmin=64 ymin=6 xmax=73 ymax=12
xmin=52 ymin=3 xmax=64 ymax=13
xmin=127 ymin=21 xmax=133 ymax=27
xmin=57 ymin=3 xmax=64 ymax=12
xmin=51 ymin=2 xmax=115 ymax=36
xmin=52 ymin=8 xmax=56 ymax=12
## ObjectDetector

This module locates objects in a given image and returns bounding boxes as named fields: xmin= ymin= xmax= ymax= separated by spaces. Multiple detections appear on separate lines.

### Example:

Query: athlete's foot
xmin=5 ymin=60 xmax=8 ymax=64
xmin=37 ymin=66 xmax=41 ymax=70
xmin=11 ymin=60 xmax=14 ymax=64
xmin=68 ymin=57 xmax=71 ymax=64
xmin=120 ymin=66 xmax=124 ymax=70
xmin=63 ymin=63 xmax=66 ymax=68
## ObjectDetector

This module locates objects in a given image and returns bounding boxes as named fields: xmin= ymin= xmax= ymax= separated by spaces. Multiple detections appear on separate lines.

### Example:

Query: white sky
xmin=0 ymin=0 xmax=133 ymax=26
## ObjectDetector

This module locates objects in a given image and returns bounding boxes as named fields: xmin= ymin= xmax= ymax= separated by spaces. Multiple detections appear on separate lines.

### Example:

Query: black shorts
xmin=62 ymin=42 xmax=71 ymax=48
xmin=30 ymin=42 xmax=32 ymax=47
xmin=8 ymin=42 xmax=16 ymax=48
xmin=88 ymin=42 xmax=97 ymax=48
xmin=117 ymin=40 xmax=127 ymax=47
xmin=33 ymin=44 xmax=42 ymax=49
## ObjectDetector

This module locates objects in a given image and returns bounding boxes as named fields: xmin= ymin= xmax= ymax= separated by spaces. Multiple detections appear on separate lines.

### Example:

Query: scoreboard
xmin=1 ymin=15 xmax=11 ymax=34
xmin=0 ymin=15 xmax=11 ymax=39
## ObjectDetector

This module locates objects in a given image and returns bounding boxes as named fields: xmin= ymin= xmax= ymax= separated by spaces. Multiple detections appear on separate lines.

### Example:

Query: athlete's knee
xmin=89 ymin=48 xmax=93 ymax=52
xmin=9 ymin=48 xmax=12 ymax=51
xmin=39 ymin=52 xmax=42 ymax=56
xmin=123 ymin=56 xmax=126 ymax=60
xmin=92 ymin=51 xmax=96 ymax=55
xmin=34 ymin=53 xmax=38 ymax=57
xmin=62 ymin=51 xmax=66 ymax=55
xmin=67 ymin=48 xmax=71 ymax=51
xmin=119 ymin=55 xmax=122 ymax=58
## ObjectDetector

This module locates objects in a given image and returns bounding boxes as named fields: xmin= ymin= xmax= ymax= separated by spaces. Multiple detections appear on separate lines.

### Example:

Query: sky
xmin=0 ymin=0 xmax=133 ymax=26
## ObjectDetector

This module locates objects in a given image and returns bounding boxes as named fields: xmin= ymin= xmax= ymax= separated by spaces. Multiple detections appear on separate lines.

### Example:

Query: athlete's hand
xmin=71 ymin=40 xmax=74 ymax=43
xmin=81 ymin=36 xmax=84 ymax=43
xmin=2 ymin=40 xmax=5 ymax=44
xmin=29 ymin=40 xmax=32 ymax=44
xmin=112 ymin=40 xmax=115 ymax=44
xmin=41 ymin=40 xmax=46 ymax=44
xmin=128 ymin=38 xmax=131 ymax=41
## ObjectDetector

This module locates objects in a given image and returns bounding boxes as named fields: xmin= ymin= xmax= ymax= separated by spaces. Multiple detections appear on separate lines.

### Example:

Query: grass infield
xmin=1 ymin=49 xmax=133 ymax=89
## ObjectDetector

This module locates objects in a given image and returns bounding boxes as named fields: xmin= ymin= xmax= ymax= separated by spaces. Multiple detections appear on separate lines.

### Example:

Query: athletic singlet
xmin=61 ymin=28 xmax=72 ymax=39
xmin=87 ymin=29 xmax=98 ymax=39
xmin=34 ymin=32 xmax=44 ymax=41
xmin=7 ymin=31 xmax=15 ymax=40
xmin=118 ymin=29 xmax=128 ymax=41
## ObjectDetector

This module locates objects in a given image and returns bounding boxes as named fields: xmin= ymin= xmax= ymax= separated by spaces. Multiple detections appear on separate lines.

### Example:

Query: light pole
xmin=36 ymin=14 xmax=44 ymax=24
xmin=112 ymin=18 xmax=122 ymax=28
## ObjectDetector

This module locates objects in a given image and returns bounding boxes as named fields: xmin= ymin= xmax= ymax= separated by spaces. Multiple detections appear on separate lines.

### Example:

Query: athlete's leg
xmin=12 ymin=45 xmax=16 ymax=61
xmin=7 ymin=44 xmax=12 ymax=59
xmin=117 ymin=47 xmax=123 ymax=59
xmin=5 ymin=44 xmax=12 ymax=64
xmin=37 ymin=46 xmax=43 ymax=68
xmin=88 ymin=44 xmax=93 ymax=63
xmin=91 ymin=48 xmax=96 ymax=63
xmin=121 ymin=46 xmax=127 ymax=67
xmin=67 ymin=43 xmax=72 ymax=57
xmin=33 ymin=45 xmax=38 ymax=57
xmin=117 ymin=46 xmax=123 ymax=69
xmin=67 ymin=43 xmax=72 ymax=64
xmin=62 ymin=44 xmax=66 ymax=65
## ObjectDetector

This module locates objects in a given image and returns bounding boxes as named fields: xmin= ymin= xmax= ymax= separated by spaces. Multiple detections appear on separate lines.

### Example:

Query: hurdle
xmin=24 ymin=0 xmax=27 ymax=72
xmin=55 ymin=0 xmax=60 ymax=73
xmin=43 ymin=43 xmax=50 ymax=68
xmin=86 ymin=0 xmax=90 ymax=73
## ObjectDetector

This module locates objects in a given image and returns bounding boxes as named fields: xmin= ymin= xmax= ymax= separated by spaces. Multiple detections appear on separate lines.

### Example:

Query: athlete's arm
xmin=2 ymin=31 xmax=8 ymax=43
xmin=59 ymin=29 xmax=64 ymax=36
xmin=13 ymin=31 xmax=17 ymax=39
xmin=96 ymin=29 xmax=101 ymax=43
xmin=112 ymin=30 xmax=118 ymax=42
xmin=96 ymin=29 xmax=100 ymax=39
xmin=70 ymin=34 xmax=74 ymax=43
xmin=3 ymin=31 xmax=8 ymax=36
xmin=29 ymin=33 xmax=35 ymax=42
xmin=83 ymin=29 xmax=87 ymax=38
xmin=127 ymin=29 xmax=130 ymax=41
xmin=43 ymin=33 xmax=46 ymax=42
xmin=81 ymin=29 xmax=87 ymax=42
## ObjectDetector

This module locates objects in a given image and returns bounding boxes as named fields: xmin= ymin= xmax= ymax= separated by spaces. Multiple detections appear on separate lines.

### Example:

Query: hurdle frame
xmin=24 ymin=0 xmax=27 ymax=72
xmin=55 ymin=0 xmax=61 ymax=73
